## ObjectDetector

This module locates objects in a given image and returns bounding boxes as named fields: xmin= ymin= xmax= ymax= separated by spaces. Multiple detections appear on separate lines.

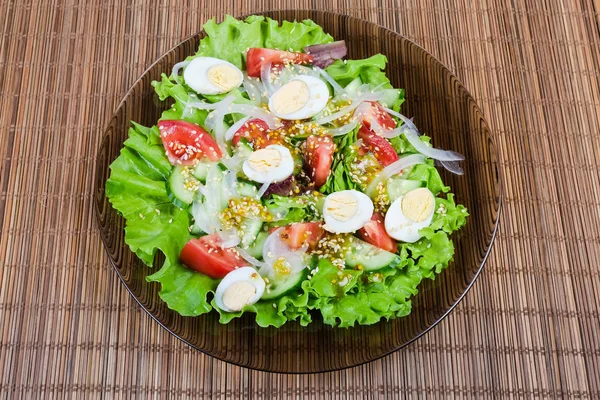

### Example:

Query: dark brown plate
xmin=94 ymin=10 xmax=501 ymax=373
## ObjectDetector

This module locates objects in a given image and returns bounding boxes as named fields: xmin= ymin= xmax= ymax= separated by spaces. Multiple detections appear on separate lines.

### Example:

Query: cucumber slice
xmin=192 ymin=162 xmax=214 ymax=182
xmin=243 ymin=231 xmax=268 ymax=259
xmin=345 ymin=237 xmax=400 ymax=271
xmin=379 ymin=89 xmax=400 ymax=108
xmin=236 ymin=140 xmax=254 ymax=158
xmin=168 ymin=166 xmax=201 ymax=204
xmin=237 ymin=181 xmax=258 ymax=198
xmin=240 ymin=218 xmax=263 ymax=248
xmin=386 ymin=177 xmax=425 ymax=201
xmin=262 ymin=271 xmax=305 ymax=300
xmin=344 ymin=77 xmax=363 ymax=93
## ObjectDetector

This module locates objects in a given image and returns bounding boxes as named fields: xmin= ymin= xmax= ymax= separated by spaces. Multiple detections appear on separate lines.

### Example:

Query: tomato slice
xmin=246 ymin=48 xmax=314 ymax=77
xmin=180 ymin=234 xmax=248 ymax=279
xmin=231 ymin=118 xmax=273 ymax=149
xmin=358 ymin=125 xmax=399 ymax=167
xmin=358 ymin=213 xmax=397 ymax=253
xmin=304 ymin=135 xmax=335 ymax=188
xmin=277 ymin=222 xmax=325 ymax=251
xmin=158 ymin=120 xmax=222 ymax=166
xmin=360 ymin=101 xmax=396 ymax=131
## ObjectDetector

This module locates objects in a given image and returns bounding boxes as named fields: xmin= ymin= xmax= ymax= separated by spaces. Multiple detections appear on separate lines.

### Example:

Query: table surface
xmin=1 ymin=0 xmax=599 ymax=398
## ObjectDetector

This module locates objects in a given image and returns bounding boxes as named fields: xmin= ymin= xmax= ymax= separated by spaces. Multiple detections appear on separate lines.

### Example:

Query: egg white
xmin=183 ymin=57 xmax=243 ymax=95
xmin=214 ymin=266 xmax=265 ymax=312
xmin=268 ymin=75 xmax=329 ymax=120
xmin=322 ymin=190 xmax=374 ymax=233
xmin=384 ymin=188 xmax=435 ymax=243
xmin=242 ymin=144 xmax=294 ymax=184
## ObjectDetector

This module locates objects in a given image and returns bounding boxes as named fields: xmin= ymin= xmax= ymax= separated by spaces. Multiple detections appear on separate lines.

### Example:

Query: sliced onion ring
xmin=171 ymin=60 xmax=191 ymax=77
xmin=315 ymin=67 xmax=345 ymax=95
xmin=228 ymin=104 xmax=280 ymax=129
xmin=243 ymin=76 xmax=265 ymax=104
xmin=217 ymin=229 xmax=241 ymax=248
xmin=316 ymin=92 xmax=388 ymax=125
xmin=328 ymin=121 xmax=358 ymax=136
xmin=366 ymin=154 xmax=427 ymax=197
xmin=404 ymin=130 xmax=464 ymax=162
xmin=225 ymin=116 xmax=250 ymax=141
xmin=261 ymin=62 xmax=279 ymax=95
xmin=439 ymin=160 xmax=464 ymax=175
xmin=204 ymin=94 xmax=237 ymax=131
xmin=257 ymin=182 xmax=270 ymax=198
xmin=236 ymin=247 xmax=265 ymax=268
xmin=383 ymin=107 xmax=420 ymax=135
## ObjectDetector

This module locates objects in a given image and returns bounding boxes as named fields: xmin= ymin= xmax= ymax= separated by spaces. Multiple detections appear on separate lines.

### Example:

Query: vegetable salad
xmin=106 ymin=16 xmax=468 ymax=327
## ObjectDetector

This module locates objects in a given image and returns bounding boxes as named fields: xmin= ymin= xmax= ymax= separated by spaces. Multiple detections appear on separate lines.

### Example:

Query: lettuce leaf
xmin=198 ymin=16 xmax=332 ymax=69
xmin=326 ymin=54 xmax=405 ymax=109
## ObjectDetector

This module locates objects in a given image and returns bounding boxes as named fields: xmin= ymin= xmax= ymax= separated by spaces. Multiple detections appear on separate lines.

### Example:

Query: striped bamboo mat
xmin=1 ymin=0 xmax=599 ymax=398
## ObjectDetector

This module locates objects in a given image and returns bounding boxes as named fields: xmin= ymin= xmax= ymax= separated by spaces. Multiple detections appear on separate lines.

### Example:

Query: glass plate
xmin=94 ymin=10 xmax=502 ymax=373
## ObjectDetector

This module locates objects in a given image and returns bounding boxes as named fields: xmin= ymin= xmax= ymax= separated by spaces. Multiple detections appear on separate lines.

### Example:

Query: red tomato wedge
xmin=358 ymin=125 xmax=399 ymax=167
xmin=231 ymin=118 xmax=274 ymax=149
xmin=246 ymin=48 xmax=314 ymax=77
xmin=180 ymin=234 xmax=248 ymax=279
xmin=278 ymin=222 xmax=325 ymax=251
xmin=304 ymin=135 xmax=335 ymax=188
xmin=158 ymin=120 xmax=222 ymax=166
xmin=360 ymin=101 xmax=396 ymax=131
xmin=358 ymin=213 xmax=397 ymax=253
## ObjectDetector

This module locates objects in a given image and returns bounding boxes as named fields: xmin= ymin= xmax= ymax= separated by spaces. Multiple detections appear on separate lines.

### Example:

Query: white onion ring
xmin=404 ymin=130 xmax=464 ymax=162
xmin=225 ymin=116 xmax=250 ymax=141
xmin=236 ymin=247 xmax=265 ymax=268
xmin=315 ymin=67 xmax=345 ymax=95
xmin=383 ymin=107 xmax=420 ymax=135
xmin=257 ymin=182 xmax=270 ymax=198
xmin=205 ymin=94 xmax=237 ymax=131
xmin=439 ymin=160 xmax=464 ymax=175
xmin=328 ymin=121 xmax=358 ymax=136
xmin=366 ymin=154 xmax=427 ymax=196
xmin=220 ymin=152 xmax=245 ymax=172
xmin=228 ymin=104 xmax=280 ymax=129
xmin=223 ymin=171 xmax=239 ymax=198
xmin=243 ymin=76 xmax=265 ymax=104
xmin=217 ymin=229 xmax=241 ymax=248
xmin=260 ymin=228 xmax=309 ymax=278
xmin=171 ymin=60 xmax=191 ymax=77
xmin=353 ymin=102 xmax=409 ymax=139
xmin=315 ymin=93 xmax=387 ymax=125
xmin=261 ymin=62 xmax=279 ymax=95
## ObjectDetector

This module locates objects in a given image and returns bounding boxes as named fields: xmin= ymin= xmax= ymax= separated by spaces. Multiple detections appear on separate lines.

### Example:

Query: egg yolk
xmin=222 ymin=281 xmax=256 ymax=311
xmin=207 ymin=64 xmax=241 ymax=91
xmin=326 ymin=193 xmax=358 ymax=222
xmin=401 ymin=188 xmax=434 ymax=222
xmin=247 ymin=148 xmax=283 ymax=172
xmin=270 ymin=80 xmax=310 ymax=115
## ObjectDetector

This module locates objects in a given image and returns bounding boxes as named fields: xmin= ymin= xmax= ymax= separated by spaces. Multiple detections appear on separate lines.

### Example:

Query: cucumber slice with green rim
xmin=345 ymin=237 xmax=400 ymax=271
xmin=240 ymin=218 xmax=263 ymax=248
xmin=386 ymin=177 xmax=426 ymax=201
xmin=168 ymin=166 xmax=201 ymax=204
xmin=237 ymin=181 xmax=258 ymax=198
xmin=243 ymin=231 xmax=268 ymax=259
xmin=236 ymin=140 xmax=254 ymax=157
xmin=262 ymin=271 xmax=305 ymax=300
xmin=192 ymin=162 xmax=214 ymax=182
xmin=344 ymin=77 xmax=362 ymax=93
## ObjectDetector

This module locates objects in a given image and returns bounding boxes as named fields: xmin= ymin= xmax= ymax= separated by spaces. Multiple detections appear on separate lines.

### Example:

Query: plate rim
xmin=94 ymin=9 xmax=504 ymax=373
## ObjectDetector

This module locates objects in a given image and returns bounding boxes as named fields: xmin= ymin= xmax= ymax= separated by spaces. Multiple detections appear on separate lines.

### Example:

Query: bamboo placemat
xmin=1 ymin=0 xmax=599 ymax=398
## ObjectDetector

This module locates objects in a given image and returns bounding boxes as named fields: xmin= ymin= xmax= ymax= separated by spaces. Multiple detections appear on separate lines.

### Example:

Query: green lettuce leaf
xmin=198 ymin=16 xmax=332 ymax=69
xmin=326 ymin=54 xmax=405 ymax=109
